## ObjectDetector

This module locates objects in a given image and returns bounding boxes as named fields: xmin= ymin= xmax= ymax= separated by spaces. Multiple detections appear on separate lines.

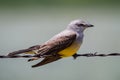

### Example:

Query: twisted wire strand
xmin=0 ymin=52 xmax=120 ymax=58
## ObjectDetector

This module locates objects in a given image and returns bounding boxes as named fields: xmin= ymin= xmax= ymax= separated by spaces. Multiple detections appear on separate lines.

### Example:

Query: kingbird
xmin=8 ymin=19 xmax=93 ymax=67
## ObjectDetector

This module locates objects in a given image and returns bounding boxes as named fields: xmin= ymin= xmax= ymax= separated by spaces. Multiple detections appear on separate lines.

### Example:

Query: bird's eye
xmin=76 ymin=24 xmax=85 ymax=27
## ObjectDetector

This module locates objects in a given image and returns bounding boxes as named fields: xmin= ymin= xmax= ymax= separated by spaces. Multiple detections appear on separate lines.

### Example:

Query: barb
xmin=0 ymin=52 xmax=120 ymax=59
xmin=74 ymin=52 xmax=120 ymax=57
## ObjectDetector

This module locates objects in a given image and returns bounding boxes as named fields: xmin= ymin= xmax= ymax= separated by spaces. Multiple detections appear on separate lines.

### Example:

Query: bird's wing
xmin=32 ymin=54 xmax=61 ymax=67
xmin=28 ymin=32 xmax=76 ymax=67
xmin=34 ymin=32 xmax=77 ymax=57
xmin=8 ymin=45 xmax=40 ymax=56
xmin=8 ymin=31 xmax=76 ymax=58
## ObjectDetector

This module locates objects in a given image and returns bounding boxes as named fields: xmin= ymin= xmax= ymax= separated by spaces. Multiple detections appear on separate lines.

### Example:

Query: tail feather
xmin=8 ymin=49 xmax=34 ymax=56
xmin=8 ymin=45 xmax=40 ymax=56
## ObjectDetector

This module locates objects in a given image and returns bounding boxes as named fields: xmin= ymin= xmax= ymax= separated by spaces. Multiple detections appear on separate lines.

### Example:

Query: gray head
xmin=67 ymin=19 xmax=94 ymax=32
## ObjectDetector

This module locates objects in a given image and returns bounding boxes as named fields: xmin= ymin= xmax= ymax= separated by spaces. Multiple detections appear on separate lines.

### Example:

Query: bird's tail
xmin=7 ymin=45 xmax=40 ymax=56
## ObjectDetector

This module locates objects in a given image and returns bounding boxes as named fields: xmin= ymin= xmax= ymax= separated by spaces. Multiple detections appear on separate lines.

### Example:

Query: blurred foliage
xmin=0 ymin=0 xmax=119 ymax=7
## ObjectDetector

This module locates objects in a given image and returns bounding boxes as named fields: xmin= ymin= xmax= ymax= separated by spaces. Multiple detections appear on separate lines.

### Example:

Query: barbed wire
xmin=0 ymin=52 xmax=120 ymax=59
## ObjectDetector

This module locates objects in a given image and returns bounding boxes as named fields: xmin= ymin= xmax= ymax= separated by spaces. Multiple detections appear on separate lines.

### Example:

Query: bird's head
xmin=67 ymin=19 xmax=94 ymax=32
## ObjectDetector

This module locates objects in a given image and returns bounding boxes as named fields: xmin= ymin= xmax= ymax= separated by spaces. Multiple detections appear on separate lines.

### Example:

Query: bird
xmin=8 ymin=19 xmax=94 ymax=68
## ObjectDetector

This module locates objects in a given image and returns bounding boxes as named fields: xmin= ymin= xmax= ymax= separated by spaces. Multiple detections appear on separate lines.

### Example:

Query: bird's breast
xmin=58 ymin=41 xmax=81 ymax=57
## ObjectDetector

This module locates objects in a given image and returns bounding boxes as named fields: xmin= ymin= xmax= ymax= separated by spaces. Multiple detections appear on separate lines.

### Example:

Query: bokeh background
xmin=0 ymin=0 xmax=120 ymax=80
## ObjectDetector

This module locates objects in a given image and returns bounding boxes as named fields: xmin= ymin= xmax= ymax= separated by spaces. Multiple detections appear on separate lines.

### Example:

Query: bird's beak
xmin=87 ymin=24 xmax=94 ymax=27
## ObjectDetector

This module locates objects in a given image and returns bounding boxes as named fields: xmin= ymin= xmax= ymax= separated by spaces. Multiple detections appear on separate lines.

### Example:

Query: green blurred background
xmin=0 ymin=0 xmax=120 ymax=80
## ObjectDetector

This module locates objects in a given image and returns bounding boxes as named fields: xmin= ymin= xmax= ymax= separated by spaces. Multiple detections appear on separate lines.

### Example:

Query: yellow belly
xmin=58 ymin=42 xmax=81 ymax=57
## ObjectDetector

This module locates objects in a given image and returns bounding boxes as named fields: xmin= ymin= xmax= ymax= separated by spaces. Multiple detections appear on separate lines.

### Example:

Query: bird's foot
xmin=72 ymin=53 xmax=80 ymax=59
